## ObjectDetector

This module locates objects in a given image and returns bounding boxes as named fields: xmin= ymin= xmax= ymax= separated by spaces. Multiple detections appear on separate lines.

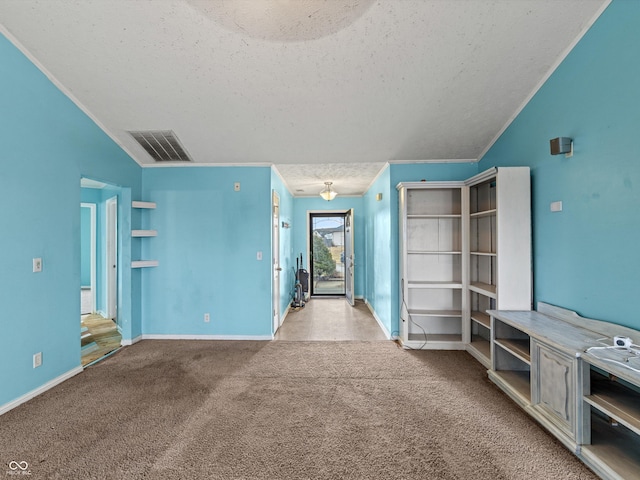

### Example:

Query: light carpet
xmin=0 ymin=340 xmax=597 ymax=479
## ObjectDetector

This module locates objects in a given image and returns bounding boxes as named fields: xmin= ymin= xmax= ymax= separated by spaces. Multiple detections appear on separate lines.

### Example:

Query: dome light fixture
xmin=319 ymin=182 xmax=337 ymax=201
xmin=188 ymin=0 xmax=375 ymax=43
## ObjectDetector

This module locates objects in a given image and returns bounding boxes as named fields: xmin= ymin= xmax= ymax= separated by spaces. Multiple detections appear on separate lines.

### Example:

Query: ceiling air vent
xmin=129 ymin=130 xmax=193 ymax=162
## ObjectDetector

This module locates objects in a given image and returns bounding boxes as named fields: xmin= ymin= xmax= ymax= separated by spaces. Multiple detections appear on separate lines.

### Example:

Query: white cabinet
xmin=531 ymin=340 xmax=578 ymax=440
xmin=131 ymin=201 xmax=158 ymax=268
xmin=398 ymin=182 xmax=468 ymax=349
xmin=466 ymin=167 xmax=532 ymax=368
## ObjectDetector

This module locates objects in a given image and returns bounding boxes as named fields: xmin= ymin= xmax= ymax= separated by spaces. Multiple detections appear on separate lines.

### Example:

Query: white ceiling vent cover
xmin=129 ymin=130 xmax=193 ymax=162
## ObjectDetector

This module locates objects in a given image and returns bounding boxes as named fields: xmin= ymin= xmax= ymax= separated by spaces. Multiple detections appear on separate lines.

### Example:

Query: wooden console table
xmin=488 ymin=303 xmax=640 ymax=480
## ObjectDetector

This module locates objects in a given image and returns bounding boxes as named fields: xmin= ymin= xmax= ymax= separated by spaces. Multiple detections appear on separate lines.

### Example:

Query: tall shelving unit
xmin=465 ymin=167 xmax=531 ymax=367
xmin=398 ymin=182 xmax=468 ymax=350
xmin=131 ymin=200 xmax=158 ymax=268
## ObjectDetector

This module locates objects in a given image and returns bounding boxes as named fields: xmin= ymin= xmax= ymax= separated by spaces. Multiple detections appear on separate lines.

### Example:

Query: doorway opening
xmin=309 ymin=210 xmax=354 ymax=302
xmin=80 ymin=178 xmax=122 ymax=366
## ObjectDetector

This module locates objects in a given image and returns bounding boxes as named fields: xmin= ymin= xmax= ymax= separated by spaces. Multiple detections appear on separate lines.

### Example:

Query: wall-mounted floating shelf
xmin=131 ymin=201 xmax=156 ymax=209
xmin=131 ymin=230 xmax=157 ymax=237
xmin=131 ymin=201 xmax=157 ymax=268
xmin=131 ymin=260 xmax=159 ymax=268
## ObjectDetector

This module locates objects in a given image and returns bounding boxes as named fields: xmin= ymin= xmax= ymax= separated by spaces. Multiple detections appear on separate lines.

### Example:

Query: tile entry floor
xmin=275 ymin=298 xmax=388 ymax=341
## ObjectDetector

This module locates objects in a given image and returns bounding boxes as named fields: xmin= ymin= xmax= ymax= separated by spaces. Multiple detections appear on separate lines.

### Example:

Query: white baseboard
xmin=140 ymin=334 xmax=273 ymax=341
xmin=279 ymin=303 xmax=292 ymax=327
xmin=0 ymin=366 xmax=83 ymax=417
xmin=364 ymin=299 xmax=393 ymax=340
xmin=120 ymin=334 xmax=142 ymax=346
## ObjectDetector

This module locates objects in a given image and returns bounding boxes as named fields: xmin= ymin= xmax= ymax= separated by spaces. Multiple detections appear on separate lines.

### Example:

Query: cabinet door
xmin=532 ymin=340 xmax=576 ymax=437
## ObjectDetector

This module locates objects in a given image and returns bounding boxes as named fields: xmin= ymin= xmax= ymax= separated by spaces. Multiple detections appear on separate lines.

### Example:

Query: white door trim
xmin=106 ymin=196 xmax=118 ymax=321
xmin=272 ymin=191 xmax=281 ymax=333
xmin=307 ymin=209 xmax=352 ymax=299
xmin=81 ymin=203 xmax=97 ymax=313
xmin=345 ymin=208 xmax=355 ymax=306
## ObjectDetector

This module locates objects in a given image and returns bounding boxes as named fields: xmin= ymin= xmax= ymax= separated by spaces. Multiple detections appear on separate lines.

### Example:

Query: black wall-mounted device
xmin=550 ymin=137 xmax=572 ymax=155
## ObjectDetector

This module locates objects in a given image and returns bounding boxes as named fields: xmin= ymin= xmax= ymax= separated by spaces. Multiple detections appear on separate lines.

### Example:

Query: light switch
xmin=234 ymin=182 xmax=241 ymax=191
xmin=550 ymin=201 xmax=563 ymax=212
xmin=33 ymin=258 xmax=42 ymax=272
xmin=257 ymin=251 xmax=262 ymax=261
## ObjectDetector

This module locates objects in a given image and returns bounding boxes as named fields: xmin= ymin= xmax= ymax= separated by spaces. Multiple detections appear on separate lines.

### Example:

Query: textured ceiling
xmin=275 ymin=162 xmax=386 ymax=197
xmin=0 ymin=0 xmax=609 ymax=196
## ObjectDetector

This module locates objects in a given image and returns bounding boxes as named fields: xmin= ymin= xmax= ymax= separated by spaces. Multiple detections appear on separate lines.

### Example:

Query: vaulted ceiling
xmin=0 ymin=0 xmax=609 ymax=196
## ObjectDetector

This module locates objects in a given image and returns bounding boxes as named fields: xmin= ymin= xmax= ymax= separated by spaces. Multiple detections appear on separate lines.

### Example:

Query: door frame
xmin=345 ymin=208 xmax=355 ymax=306
xmin=81 ymin=203 xmax=97 ymax=313
xmin=106 ymin=196 xmax=118 ymax=321
xmin=272 ymin=190 xmax=281 ymax=334
xmin=307 ymin=209 xmax=352 ymax=298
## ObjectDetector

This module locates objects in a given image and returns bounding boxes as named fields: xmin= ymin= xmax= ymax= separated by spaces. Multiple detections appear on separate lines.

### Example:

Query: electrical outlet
xmin=33 ymin=352 xmax=42 ymax=368
xmin=614 ymin=336 xmax=632 ymax=348
xmin=33 ymin=258 xmax=42 ymax=273
xmin=550 ymin=201 xmax=563 ymax=212
xmin=204 ymin=313 xmax=210 ymax=323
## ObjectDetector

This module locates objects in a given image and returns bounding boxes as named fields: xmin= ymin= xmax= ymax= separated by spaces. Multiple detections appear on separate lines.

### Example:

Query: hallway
xmin=81 ymin=314 xmax=121 ymax=366
xmin=275 ymin=298 xmax=387 ymax=341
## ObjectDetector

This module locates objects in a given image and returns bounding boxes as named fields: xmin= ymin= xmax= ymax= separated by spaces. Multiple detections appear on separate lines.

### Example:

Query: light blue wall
xmin=270 ymin=169 xmax=295 ymax=319
xmin=362 ymin=166 xmax=394 ymax=335
xmin=292 ymin=196 xmax=365 ymax=299
xmin=0 ymin=34 xmax=141 ymax=407
xmin=4 ymin=0 xmax=636 ymax=412
xmin=479 ymin=0 xmax=640 ymax=329
xmin=141 ymin=167 xmax=273 ymax=337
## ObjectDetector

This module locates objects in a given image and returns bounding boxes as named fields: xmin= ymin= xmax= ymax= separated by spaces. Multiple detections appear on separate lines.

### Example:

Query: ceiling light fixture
xmin=188 ymin=0 xmax=375 ymax=42
xmin=319 ymin=182 xmax=337 ymax=201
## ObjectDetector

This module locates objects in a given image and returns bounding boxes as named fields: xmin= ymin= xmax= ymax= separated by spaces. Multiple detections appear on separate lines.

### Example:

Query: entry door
xmin=309 ymin=212 xmax=346 ymax=296
xmin=106 ymin=196 xmax=118 ymax=321
xmin=344 ymin=209 xmax=355 ymax=306
xmin=272 ymin=191 xmax=281 ymax=333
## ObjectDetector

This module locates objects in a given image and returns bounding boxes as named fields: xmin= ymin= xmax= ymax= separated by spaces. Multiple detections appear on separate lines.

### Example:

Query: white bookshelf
xmin=465 ymin=167 xmax=531 ymax=368
xmin=398 ymin=182 xmax=468 ymax=349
